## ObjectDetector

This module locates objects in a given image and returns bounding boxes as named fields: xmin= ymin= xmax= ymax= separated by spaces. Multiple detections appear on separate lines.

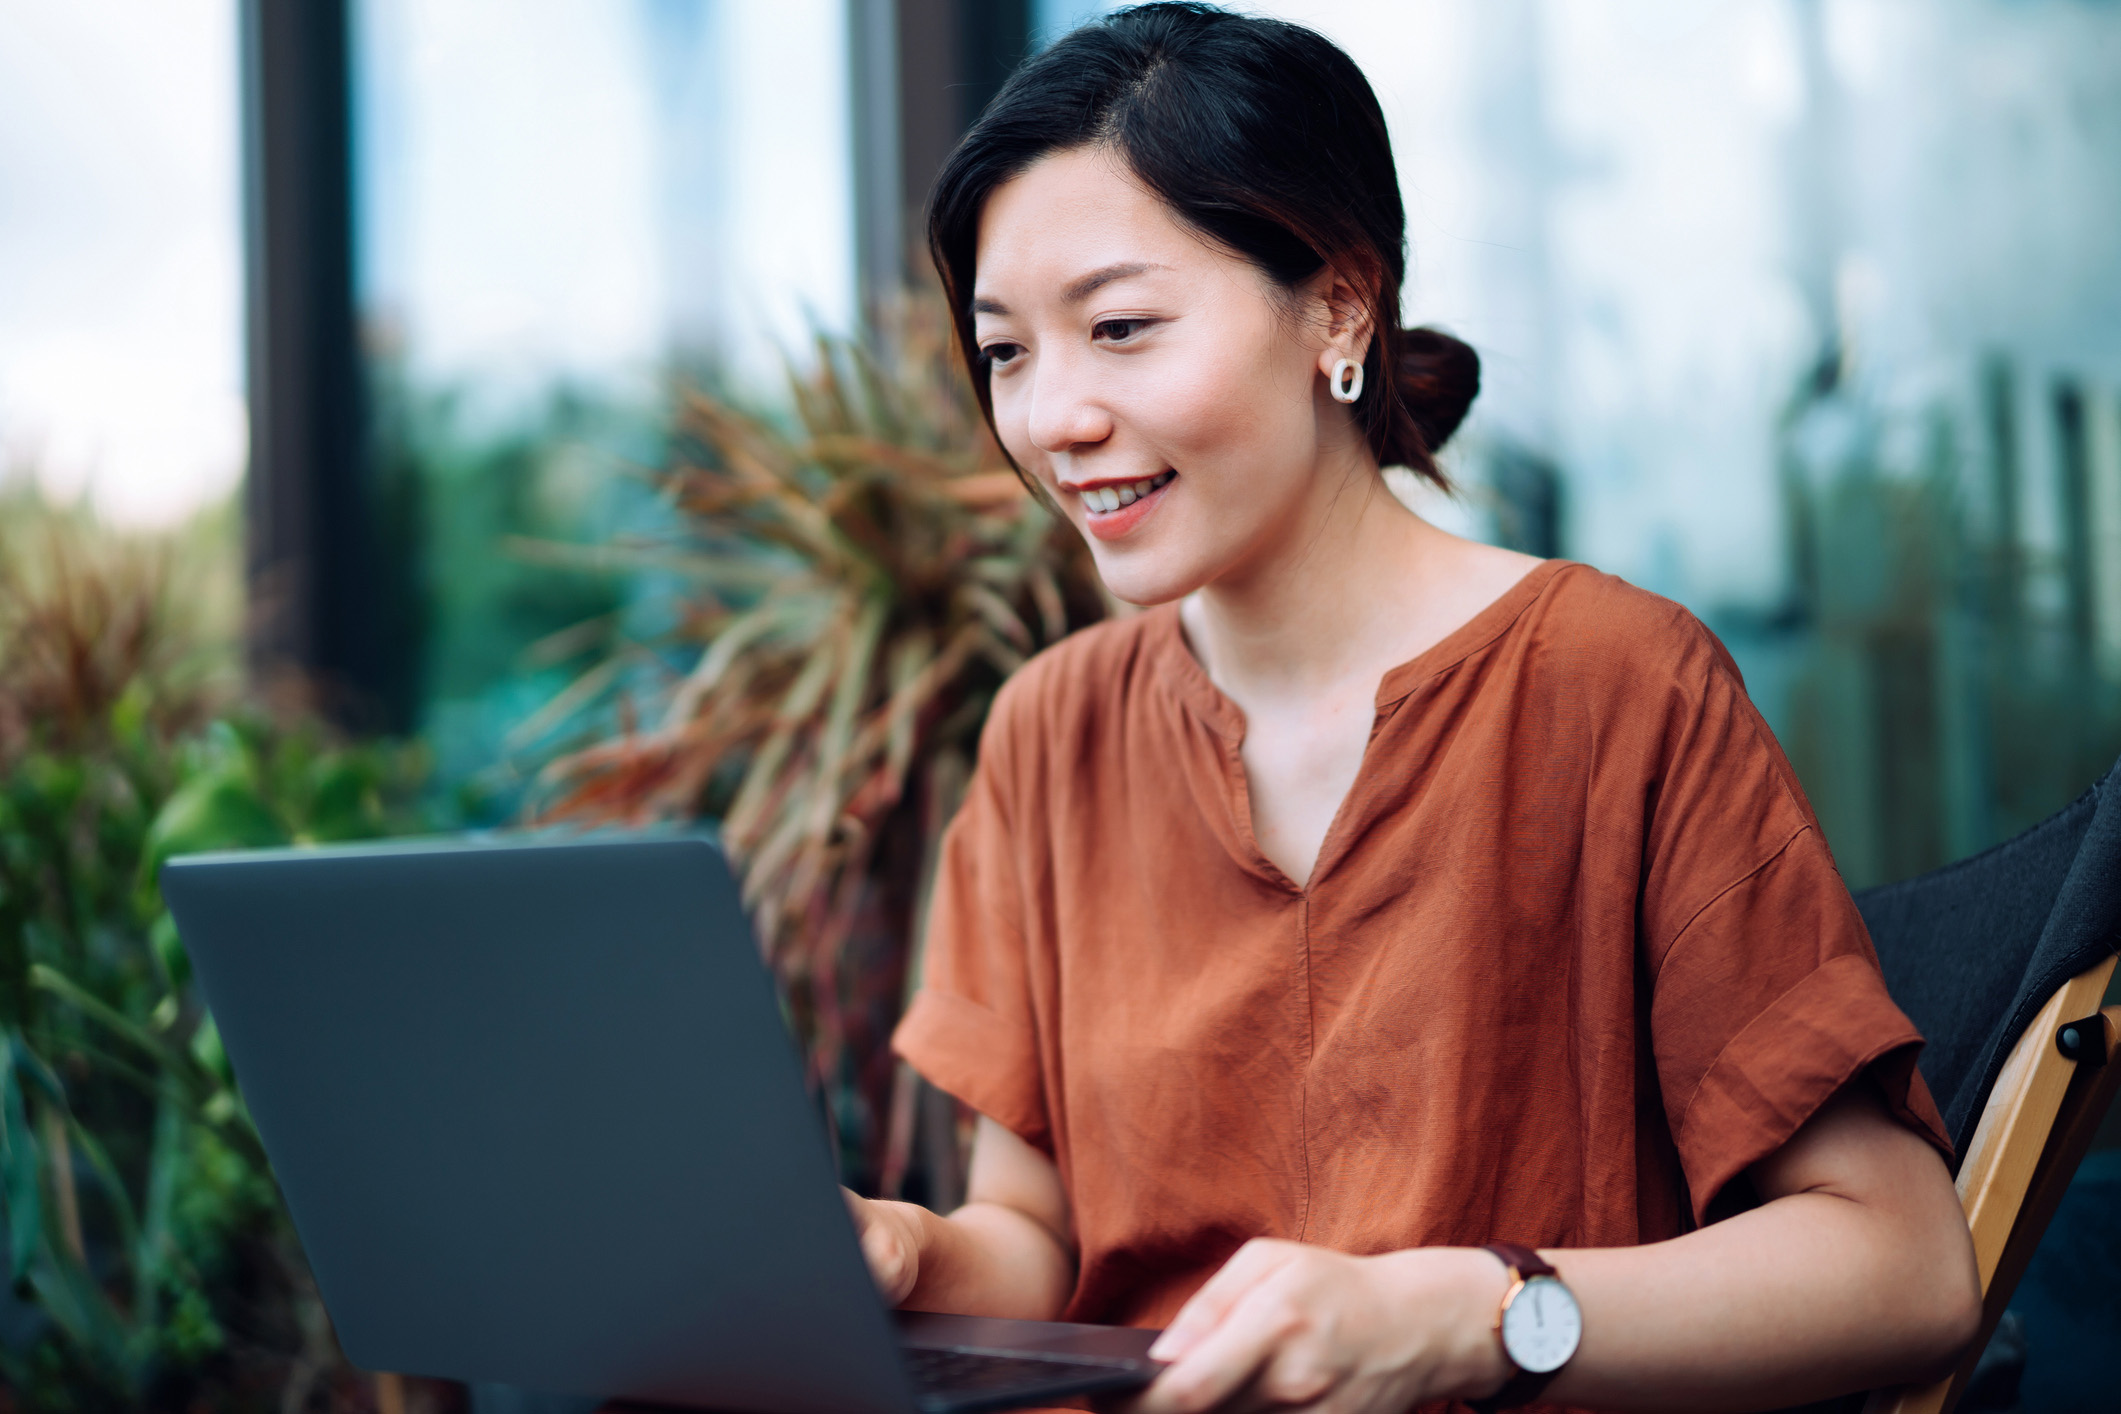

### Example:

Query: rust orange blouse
xmin=892 ymin=560 xmax=1947 ymax=1333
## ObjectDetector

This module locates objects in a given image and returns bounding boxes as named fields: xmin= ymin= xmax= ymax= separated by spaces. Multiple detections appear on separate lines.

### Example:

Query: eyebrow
xmin=971 ymin=261 xmax=1170 ymax=318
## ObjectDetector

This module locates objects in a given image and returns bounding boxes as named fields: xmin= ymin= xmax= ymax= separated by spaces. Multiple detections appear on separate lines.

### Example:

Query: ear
xmin=1308 ymin=265 xmax=1377 ymax=381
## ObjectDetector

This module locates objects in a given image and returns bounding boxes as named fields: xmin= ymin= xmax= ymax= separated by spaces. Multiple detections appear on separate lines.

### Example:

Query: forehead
xmin=974 ymin=147 xmax=1222 ymax=300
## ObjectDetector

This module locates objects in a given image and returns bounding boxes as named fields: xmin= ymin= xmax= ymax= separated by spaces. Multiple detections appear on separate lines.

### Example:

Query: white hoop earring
xmin=1330 ymin=357 xmax=1364 ymax=404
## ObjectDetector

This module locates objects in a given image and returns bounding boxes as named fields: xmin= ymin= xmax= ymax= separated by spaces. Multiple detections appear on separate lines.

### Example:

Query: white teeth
xmin=1082 ymin=475 xmax=1173 ymax=513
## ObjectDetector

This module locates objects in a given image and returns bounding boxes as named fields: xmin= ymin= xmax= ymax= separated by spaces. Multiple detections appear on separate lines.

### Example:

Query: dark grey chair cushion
xmin=1856 ymin=757 xmax=2121 ymax=1161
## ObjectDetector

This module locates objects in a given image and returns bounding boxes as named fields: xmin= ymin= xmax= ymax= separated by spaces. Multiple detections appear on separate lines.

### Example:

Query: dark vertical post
xmin=892 ymin=0 xmax=959 ymax=278
xmin=881 ymin=0 xmax=1029 ymax=291
xmin=240 ymin=0 xmax=399 ymax=729
xmin=1983 ymin=356 xmax=2023 ymax=587
xmin=849 ymin=0 xmax=905 ymax=314
xmin=957 ymin=0 xmax=1029 ymax=131
xmin=2056 ymin=381 xmax=2096 ymax=658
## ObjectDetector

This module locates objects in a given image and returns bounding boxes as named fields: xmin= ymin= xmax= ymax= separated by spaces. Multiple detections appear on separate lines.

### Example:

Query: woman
xmin=846 ymin=6 xmax=1980 ymax=1411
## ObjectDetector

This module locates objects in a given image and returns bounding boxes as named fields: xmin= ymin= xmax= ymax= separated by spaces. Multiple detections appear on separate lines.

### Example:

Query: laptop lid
xmin=160 ymin=834 xmax=915 ymax=1414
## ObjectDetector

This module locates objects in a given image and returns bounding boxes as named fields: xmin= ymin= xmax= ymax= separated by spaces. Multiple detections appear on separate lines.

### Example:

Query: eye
xmin=1092 ymin=318 xmax=1151 ymax=344
xmin=981 ymin=341 xmax=1026 ymax=368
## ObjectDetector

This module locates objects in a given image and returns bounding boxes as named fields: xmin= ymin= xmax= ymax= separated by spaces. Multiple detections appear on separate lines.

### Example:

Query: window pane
xmin=352 ymin=0 xmax=857 ymax=804
xmin=0 ymin=0 xmax=243 ymax=527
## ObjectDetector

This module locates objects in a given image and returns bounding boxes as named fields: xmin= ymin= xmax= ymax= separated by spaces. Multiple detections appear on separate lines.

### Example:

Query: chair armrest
xmin=1863 ymin=958 xmax=2121 ymax=1414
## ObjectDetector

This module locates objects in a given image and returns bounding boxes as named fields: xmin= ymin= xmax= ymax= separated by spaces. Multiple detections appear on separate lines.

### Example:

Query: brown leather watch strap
xmin=1470 ymin=1243 xmax=1566 ymax=1413
xmin=1484 ymin=1241 xmax=1556 ymax=1281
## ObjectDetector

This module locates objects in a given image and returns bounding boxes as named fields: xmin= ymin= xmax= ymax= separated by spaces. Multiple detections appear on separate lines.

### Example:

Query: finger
xmin=1119 ymin=1365 xmax=1271 ymax=1414
xmin=1152 ymin=1240 xmax=1296 ymax=1359
xmin=1114 ymin=1362 xmax=1294 ymax=1414
xmin=853 ymin=1205 xmax=915 ymax=1303
xmin=1139 ymin=1273 xmax=1307 ymax=1414
xmin=846 ymin=1191 xmax=902 ymax=1292
xmin=1196 ymin=1365 xmax=1289 ymax=1414
xmin=845 ymin=1191 xmax=907 ymax=1287
xmin=1151 ymin=1240 xmax=1300 ymax=1361
xmin=1248 ymin=1337 xmax=1338 ymax=1412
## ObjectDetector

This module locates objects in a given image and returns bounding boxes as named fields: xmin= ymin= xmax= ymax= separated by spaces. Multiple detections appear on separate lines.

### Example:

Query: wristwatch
xmin=1469 ymin=1242 xmax=1582 ymax=1412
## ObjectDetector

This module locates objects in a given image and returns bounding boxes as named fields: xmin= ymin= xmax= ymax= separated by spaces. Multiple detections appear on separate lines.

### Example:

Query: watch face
xmin=1500 ymin=1275 xmax=1582 ymax=1375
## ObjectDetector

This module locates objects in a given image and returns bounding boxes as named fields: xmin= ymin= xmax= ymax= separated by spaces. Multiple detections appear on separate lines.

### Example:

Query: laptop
xmin=159 ymin=833 xmax=1162 ymax=1414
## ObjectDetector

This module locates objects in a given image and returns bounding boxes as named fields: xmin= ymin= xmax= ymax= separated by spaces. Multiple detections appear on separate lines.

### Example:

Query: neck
xmin=1182 ymin=449 xmax=1443 ymax=704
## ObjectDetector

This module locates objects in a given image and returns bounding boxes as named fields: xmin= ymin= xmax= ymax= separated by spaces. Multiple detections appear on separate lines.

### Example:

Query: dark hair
xmin=927 ymin=2 xmax=1479 ymax=489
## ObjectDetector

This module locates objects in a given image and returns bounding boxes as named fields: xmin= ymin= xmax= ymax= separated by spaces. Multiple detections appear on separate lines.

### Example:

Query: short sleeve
xmin=1635 ymin=622 xmax=1950 ymax=1222
xmin=1651 ymin=831 xmax=1949 ymax=1220
xmin=891 ymin=736 xmax=1052 ymax=1153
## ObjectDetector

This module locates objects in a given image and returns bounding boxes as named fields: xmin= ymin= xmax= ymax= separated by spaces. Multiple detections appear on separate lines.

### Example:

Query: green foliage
xmin=368 ymin=362 xmax=648 ymax=815
xmin=0 ymin=487 xmax=430 ymax=1408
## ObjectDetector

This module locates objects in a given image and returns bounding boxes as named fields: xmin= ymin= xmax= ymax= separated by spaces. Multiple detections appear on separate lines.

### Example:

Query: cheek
xmin=1139 ymin=336 xmax=1315 ymax=477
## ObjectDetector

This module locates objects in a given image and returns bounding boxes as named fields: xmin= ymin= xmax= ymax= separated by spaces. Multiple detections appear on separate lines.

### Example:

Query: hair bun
xmin=1393 ymin=327 xmax=1480 ymax=462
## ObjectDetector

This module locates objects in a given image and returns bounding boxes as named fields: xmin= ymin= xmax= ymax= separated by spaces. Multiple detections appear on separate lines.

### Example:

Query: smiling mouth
xmin=1079 ymin=469 xmax=1175 ymax=514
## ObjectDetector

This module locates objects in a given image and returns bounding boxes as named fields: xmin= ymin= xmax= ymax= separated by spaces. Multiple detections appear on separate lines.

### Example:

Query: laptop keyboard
xmin=904 ymin=1344 xmax=1134 ymax=1396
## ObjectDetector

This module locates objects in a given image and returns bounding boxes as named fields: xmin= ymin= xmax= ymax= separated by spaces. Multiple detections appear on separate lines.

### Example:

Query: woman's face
xmin=973 ymin=147 xmax=1369 ymax=607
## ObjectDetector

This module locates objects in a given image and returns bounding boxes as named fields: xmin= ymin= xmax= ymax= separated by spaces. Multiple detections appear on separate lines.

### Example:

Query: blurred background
xmin=1 ymin=1 xmax=2117 ymax=1410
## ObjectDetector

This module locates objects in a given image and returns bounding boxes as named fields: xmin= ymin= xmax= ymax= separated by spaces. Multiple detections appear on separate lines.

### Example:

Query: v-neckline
xmin=1153 ymin=559 xmax=1571 ymax=893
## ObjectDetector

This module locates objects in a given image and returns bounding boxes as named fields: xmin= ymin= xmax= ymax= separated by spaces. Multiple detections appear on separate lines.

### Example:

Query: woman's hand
xmin=839 ymin=1120 xmax=1077 ymax=1318
xmin=1132 ymin=1239 xmax=1509 ymax=1414
xmin=1128 ymin=1089 xmax=1978 ymax=1414
xmin=845 ymin=1189 xmax=929 ymax=1305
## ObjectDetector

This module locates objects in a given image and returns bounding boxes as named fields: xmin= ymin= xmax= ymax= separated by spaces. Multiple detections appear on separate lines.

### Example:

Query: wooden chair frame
xmin=1865 ymin=952 xmax=2121 ymax=1414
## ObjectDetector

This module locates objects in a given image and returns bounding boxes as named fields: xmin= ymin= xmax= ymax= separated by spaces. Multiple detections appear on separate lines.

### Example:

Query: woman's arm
xmin=846 ymin=1115 xmax=1077 ymax=1320
xmin=1137 ymin=1085 xmax=1981 ymax=1414
xmin=1536 ymin=1086 xmax=1979 ymax=1409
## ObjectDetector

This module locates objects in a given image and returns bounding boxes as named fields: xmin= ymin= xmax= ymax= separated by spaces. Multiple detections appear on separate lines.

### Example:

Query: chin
xmin=1084 ymin=543 xmax=1207 ymax=609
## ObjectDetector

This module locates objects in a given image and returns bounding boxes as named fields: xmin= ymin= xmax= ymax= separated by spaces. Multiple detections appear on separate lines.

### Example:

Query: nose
xmin=1024 ymin=353 xmax=1113 ymax=456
